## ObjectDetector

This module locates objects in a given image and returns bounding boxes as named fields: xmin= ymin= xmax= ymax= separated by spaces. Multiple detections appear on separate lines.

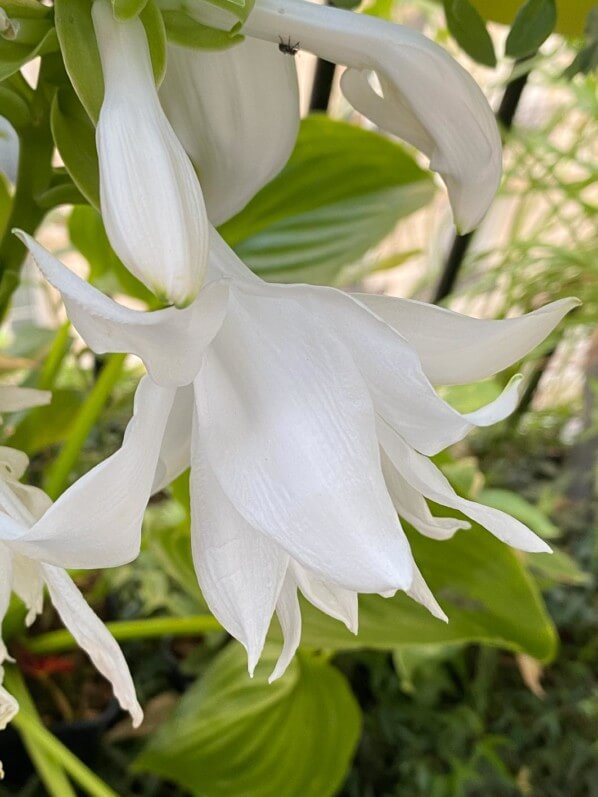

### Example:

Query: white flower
xmin=185 ymin=0 xmax=502 ymax=232
xmin=92 ymin=0 xmax=210 ymax=306
xmin=160 ymin=36 xmax=300 ymax=225
xmin=0 ymin=385 xmax=50 ymax=416
xmin=20 ymin=229 xmax=577 ymax=679
xmin=0 ymin=420 xmax=144 ymax=740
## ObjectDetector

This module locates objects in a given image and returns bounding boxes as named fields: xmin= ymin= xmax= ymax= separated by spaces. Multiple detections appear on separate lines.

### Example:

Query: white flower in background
xmin=0 ymin=389 xmax=144 ymax=743
xmin=20 ymin=230 xmax=578 ymax=680
xmin=160 ymin=36 xmax=300 ymax=226
xmin=177 ymin=0 xmax=502 ymax=232
xmin=92 ymin=0 xmax=209 ymax=306
xmin=0 ymin=116 xmax=18 ymax=186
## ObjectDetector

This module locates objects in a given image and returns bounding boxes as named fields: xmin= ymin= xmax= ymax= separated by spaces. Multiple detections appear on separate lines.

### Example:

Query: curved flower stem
xmin=4 ymin=667 xmax=77 ymax=797
xmin=43 ymin=353 xmax=127 ymax=499
xmin=26 ymin=614 xmax=223 ymax=655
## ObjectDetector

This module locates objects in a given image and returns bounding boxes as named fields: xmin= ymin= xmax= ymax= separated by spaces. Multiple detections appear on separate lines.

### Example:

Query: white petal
xmin=381 ymin=450 xmax=469 ymax=540
xmin=309 ymin=287 xmax=520 ymax=455
xmin=0 ymin=448 xmax=29 ymax=481
xmin=161 ymin=37 xmax=299 ymax=225
xmin=92 ymin=0 xmax=209 ymax=306
xmin=0 ymin=386 xmax=50 ymax=413
xmin=406 ymin=564 xmax=447 ymax=623
xmin=152 ymin=385 xmax=194 ymax=494
xmin=0 ymin=115 xmax=18 ymax=185
xmin=0 ymin=544 xmax=12 ymax=661
xmin=378 ymin=420 xmax=550 ymax=553
xmin=0 ymin=685 xmax=18 ymax=731
xmin=196 ymin=287 xmax=413 ymax=593
xmin=11 ymin=555 xmax=44 ymax=627
xmin=41 ymin=564 xmax=142 ymax=727
xmin=190 ymin=414 xmax=288 ymax=675
xmin=354 ymin=295 xmax=580 ymax=385
xmin=18 ymin=232 xmax=229 ymax=388
xmin=292 ymin=561 xmax=358 ymax=634
xmin=244 ymin=0 xmax=501 ymax=231
xmin=11 ymin=378 xmax=175 ymax=568
xmin=269 ymin=570 xmax=302 ymax=683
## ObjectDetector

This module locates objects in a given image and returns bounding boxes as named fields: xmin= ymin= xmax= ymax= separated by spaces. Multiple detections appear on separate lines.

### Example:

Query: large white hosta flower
xmin=20 ymin=230 xmax=577 ymax=679
xmin=92 ymin=0 xmax=209 ymax=306
xmin=175 ymin=0 xmax=501 ymax=232
xmin=0 ymin=409 xmax=143 ymax=749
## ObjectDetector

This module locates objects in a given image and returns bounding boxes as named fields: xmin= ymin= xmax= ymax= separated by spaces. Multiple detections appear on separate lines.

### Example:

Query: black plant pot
xmin=0 ymin=699 xmax=120 ymax=788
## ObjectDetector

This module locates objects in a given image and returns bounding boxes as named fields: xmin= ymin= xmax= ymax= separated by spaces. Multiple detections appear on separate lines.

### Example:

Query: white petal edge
xmin=292 ymin=561 xmax=358 ymax=634
xmin=378 ymin=419 xmax=551 ymax=553
xmin=190 ymin=411 xmax=288 ymax=675
xmin=353 ymin=294 xmax=580 ymax=386
xmin=41 ymin=564 xmax=143 ymax=727
xmin=0 ymin=386 xmax=51 ymax=413
xmin=269 ymin=570 xmax=302 ymax=683
xmin=17 ymin=231 xmax=229 ymax=388
xmin=11 ymin=377 xmax=176 ymax=568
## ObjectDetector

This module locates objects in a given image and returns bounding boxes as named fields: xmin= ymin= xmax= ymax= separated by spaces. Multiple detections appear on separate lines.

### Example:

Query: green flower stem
xmin=26 ymin=614 xmax=223 ymax=655
xmin=4 ymin=667 xmax=78 ymax=797
xmin=43 ymin=352 xmax=126 ymax=499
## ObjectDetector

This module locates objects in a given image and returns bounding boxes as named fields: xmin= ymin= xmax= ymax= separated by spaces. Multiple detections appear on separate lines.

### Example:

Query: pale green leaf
xmin=443 ymin=0 xmax=497 ymax=66
xmin=136 ymin=644 xmax=361 ymax=797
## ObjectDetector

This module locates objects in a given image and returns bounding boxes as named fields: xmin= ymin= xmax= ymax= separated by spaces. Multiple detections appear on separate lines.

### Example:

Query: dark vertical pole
xmin=432 ymin=59 xmax=532 ymax=304
xmin=309 ymin=57 xmax=337 ymax=112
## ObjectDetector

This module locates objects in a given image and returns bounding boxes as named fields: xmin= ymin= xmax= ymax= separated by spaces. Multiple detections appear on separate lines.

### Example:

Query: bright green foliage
xmin=161 ymin=9 xmax=244 ymax=49
xmin=505 ymin=0 xmax=557 ymax=58
xmin=220 ymin=116 xmax=435 ymax=285
xmin=443 ymin=0 xmax=497 ymax=66
xmin=136 ymin=644 xmax=362 ymax=797
xmin=51 ymin=85 xmax=99 ymax=207
xmin=298 ymin=522 xmax=557 ymax=662
xmin=0 ymin=1 xmax=56 ymax=82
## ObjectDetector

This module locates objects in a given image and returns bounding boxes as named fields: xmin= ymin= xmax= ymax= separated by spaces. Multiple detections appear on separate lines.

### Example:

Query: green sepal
xmin=161 ymin=8 xmax=244 ymax=49
xmin=0 ymin=83 xmax=30 ymax=129
xmin=50 ymin=84 xmax=100 ymax=208
xmin=0 ymin=21 xmax=56 ymax=81
xmin=54 ymin=0 xmax=166 ymax=124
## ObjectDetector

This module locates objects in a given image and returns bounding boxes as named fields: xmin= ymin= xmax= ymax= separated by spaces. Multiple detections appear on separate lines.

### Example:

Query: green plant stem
xmin=37 ymin=320 xmax=71 ymax=389
xmin=6 ymin=668 xmax=118 ymax=797
xmin=43 ymin=352 xmax=126 ymax=499
xmin=26 ymin=614 xmax=223 ymax=654
xmin=4 ymin=667 xmax=77 ymax=797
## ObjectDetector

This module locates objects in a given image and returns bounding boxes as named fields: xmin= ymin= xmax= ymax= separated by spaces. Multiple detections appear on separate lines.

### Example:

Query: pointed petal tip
xmin=130 ymin=703 xmax=144 ymax=729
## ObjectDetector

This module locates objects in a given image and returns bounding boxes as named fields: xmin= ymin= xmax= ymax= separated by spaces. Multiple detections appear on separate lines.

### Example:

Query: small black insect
xmin=278 ymin=35 xmax=300 ymax=56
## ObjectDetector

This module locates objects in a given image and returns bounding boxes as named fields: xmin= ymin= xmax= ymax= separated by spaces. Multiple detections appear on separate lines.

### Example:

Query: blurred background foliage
xmin=0 ymin=0 xmax=596 ymax=794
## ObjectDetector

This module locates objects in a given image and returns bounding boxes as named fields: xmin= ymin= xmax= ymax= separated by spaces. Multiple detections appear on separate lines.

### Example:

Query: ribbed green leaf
xmin=220 ymin=116 xmax=435 ymax=285
xmin=136 ymin=645 xmax=361 ymax=797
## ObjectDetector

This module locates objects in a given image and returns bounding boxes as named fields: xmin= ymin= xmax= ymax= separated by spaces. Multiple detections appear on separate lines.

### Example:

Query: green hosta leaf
xmin=69 ymin=204 xmax=154 ymax=302
xmin=136 ymin=644 xmax=361 ymax=797
xmin=478 ymin=488 xmax=561 ymax=539
xmin=298 ymin=523 xmax=557 ymax=662
xmin=55 ymin=0 xmax=165 ymax=123
xmin=528 ymin=547 xmax=592 ymax=587
xmin=443 ymin=0 xmax=497 ymax=66
xmin=112 ymin=0 xmax=148 ymax=19
xmin=505 ymin=0 xmax=557 ymax=58
xmin=50 ymin=85 xmax=100 ymax=208
xmin=220 ymin=116 xmax=435 ymax=285
xmin=440 ymin=379 xmax=503 ymax=414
